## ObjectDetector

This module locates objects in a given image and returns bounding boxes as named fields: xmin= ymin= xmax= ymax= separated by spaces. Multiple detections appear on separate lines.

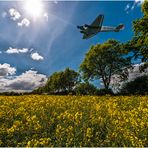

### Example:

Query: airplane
xmin=77 ymin=14 xmax=124 ymax=39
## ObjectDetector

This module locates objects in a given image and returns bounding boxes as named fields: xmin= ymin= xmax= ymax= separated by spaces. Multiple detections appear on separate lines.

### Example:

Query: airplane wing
xmin=91 ymin=14 xmax=104 ymax=28
xmin=82 ymin=15 xmax=104 ymax=39
xmin=83 ymin=32 xmax=98 ymax=39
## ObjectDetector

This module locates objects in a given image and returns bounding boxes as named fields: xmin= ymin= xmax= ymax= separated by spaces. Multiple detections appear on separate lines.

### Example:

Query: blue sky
xmin=0 ymin=0 xmax=144 ymax=92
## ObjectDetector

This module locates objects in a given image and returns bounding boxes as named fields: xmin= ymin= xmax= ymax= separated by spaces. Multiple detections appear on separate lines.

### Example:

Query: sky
xmin=0 ymin=0 xmax=145 ymax=92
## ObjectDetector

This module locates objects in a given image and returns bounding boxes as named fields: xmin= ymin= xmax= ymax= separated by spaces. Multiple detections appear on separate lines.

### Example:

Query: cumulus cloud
xmin=6 ymin=47 xmax=29 ymax=54
xmin=0 ymin=63 xmax=16 ymax=77
xmin=17 ymin=18 xmax=30 ymax=27
xmin=9 ymin=8 xmax=21 ymax=21
xmin=8 ymin=8 xmax=31 ymax=27
xmin=31 ymin=52 xmax=44 ymax=61
xmin=5 ymin=47 xmax=44 ymax=61
xmin=111 ymin=63 xmax=148 ymax=93
xmin=128 ymin=63 xmax=148 ymax=81
xmin=0 ymin=66 xmax=47 ymax=92
xmin=5 ymin=70 xmax=47 ymax=91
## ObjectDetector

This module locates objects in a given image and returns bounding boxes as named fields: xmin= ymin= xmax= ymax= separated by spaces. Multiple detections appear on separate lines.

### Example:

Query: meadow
xmin=0 ymin=95 xmax=147 ymax=147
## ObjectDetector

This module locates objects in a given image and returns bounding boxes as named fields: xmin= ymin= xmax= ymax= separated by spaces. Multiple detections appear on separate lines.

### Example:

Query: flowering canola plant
xmin=0 ymin=95 xmax=147 ymax=147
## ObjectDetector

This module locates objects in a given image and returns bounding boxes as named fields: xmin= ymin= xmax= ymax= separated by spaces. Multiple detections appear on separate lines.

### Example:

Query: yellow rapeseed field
xmin=0 ymin=95 xmax=147 ymax=147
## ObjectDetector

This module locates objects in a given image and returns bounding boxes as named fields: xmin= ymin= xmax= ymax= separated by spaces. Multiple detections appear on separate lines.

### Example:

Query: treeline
xmin=33 ymin=68 xmax=114 ymax=95
xmin=0 ymin=92 xmax=34 ymax=96
xmin=33 ymin=1 xmax=148 ymax=95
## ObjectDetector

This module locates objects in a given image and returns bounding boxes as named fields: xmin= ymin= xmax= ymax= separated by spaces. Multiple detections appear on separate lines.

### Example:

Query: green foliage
xmin=0 ymin=95 xmax=147 ymax=147
xmin=75 ymin=82 xmax=98 ymax=95
xmin=128 ymin=0 xmax=148 ymax=61
xmin=44 ymin=68 xmax=79 ymax=94
xmin=80 ymin=40 xmax=130 ymax=90
xmin=120 ymin=75 xmax=148 ymax=95
xmin=96 ymin=88 xmax=114 ymax=96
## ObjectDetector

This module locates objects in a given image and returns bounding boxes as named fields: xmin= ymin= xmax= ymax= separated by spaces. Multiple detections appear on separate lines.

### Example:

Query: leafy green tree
xmin=47 ymin=71 xmax=64 ymax=93
xmin=80 ymin=40 xmax=130 ymax=90
xmin=75 ymin=82 xmax=97 ymax=95
xmin=126 ymin=1 xmax=148 ymax=62
xmin=63 ymin=68 xmax=80 ymax=93
xmin=120 ymin=75 xmax=148 ymax=95
xmin=45 ymin=68 xmax=79 ymax=94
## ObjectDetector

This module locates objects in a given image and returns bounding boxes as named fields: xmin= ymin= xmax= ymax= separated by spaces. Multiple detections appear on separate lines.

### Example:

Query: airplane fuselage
xmin=83 ymin=26 xmax=116 ymax=39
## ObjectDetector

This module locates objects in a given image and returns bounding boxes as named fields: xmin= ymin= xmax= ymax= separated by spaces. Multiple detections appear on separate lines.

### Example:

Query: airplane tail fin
xmin=115 ymin=24 xmax=124 ymax=32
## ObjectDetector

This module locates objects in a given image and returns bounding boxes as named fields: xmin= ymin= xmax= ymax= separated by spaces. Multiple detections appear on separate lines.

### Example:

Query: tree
xmin=75 ymin=82 xmax=97 ymax=95
xmin=45 ymin=68 xmax=79 ymax=94
xmin=63 ymin=68 xmax=80 ymax=93
xmin=80 ymin=40 xmax=130 ymax=90
xmin=126 ymin=1 xmax=148 ymax=62
xmin=120 ymin=75 xmax=148 ymax=95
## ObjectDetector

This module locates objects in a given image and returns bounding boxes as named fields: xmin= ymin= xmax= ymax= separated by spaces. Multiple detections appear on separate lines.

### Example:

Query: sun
xmin=24 ymin=0 xmax=43 ymax=19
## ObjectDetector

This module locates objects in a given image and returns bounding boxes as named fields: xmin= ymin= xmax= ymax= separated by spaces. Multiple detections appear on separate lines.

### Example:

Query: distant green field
xmin=0 ymin=95 xmax=147 ymax=147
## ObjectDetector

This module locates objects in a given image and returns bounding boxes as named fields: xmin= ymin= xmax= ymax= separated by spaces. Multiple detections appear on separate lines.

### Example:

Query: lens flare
xmin=24 ymin=0 xmax=43 ymax=19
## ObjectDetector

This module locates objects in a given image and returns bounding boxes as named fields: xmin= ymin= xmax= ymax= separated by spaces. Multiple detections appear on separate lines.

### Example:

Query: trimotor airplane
xmin=77 ymin=14 xmax=124 ymax=39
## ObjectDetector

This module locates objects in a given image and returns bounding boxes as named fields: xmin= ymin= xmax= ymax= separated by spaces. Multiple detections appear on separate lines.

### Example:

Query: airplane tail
xmin=115 ymin=24 xmax=124 ymax=32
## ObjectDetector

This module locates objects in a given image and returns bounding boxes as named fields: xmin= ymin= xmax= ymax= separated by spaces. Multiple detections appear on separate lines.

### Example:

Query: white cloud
xmin=135 ymin=0 xmax=144 ymax=5
xmin=8 ymin=8 xmax=30 ymax=27
xmin=111 ymin=63 xmax=148 ymax=93
xmin=0 ymin=51 xmax=2 ymax=54
xmin=31 ymin=52 xmax=44 ymax=61
xmin=125 ymin=3 xmax=130 ymax=11
xmin=128 ymin=63 xmax=148 ymax=81
xmin=5 ymin=47 xmax=44 ymax=61
xmin=0 ymin=69 xmax=47 ymax=92
xmin=6 ymin=47 xmax=29 ymax=54
xmin=131 ymin=0 xmax=144 ymax=11
xmin=125 ymin=0 xmax=144 ymax=13
xmin=17 ymin=18 xmax=30 ymax=27
xmin=124 ymin=3 xmax=130 ymax=13
xmin=9 ymin=8 xmax=21 ymax=21
xmin=0 ymin=63 xmax=16 ymax=77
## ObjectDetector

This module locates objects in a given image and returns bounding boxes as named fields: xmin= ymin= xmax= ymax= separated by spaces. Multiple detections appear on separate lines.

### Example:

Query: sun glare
xmin=24 ymin=0 xmax=43 ymax=19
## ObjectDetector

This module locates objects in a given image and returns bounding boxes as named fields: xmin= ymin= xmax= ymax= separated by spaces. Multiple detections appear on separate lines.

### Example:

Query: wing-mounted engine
xmin=84 ymin=24 xmax=90 ymax=27
xmin=77 ymin=26 xmax=85 ymax=30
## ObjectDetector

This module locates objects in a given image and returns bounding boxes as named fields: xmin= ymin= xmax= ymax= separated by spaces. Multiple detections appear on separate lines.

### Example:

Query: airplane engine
xmin=77 ymin=26 xmax=84 ymax=30
xmin=84 ymin=24 xmax=89 ymax=27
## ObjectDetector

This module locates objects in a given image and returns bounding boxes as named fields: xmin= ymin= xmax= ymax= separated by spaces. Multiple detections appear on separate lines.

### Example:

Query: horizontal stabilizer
xmin=115 ymin=24 xmax=124 ymax=32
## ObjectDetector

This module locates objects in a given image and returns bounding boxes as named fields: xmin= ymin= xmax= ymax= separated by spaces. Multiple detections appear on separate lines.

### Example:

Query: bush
xmin=96 ymin=88 xmax=114 ymax=96
xmin=75 ymin=82 xmax=98 ymax=95
xmin=120 ymin=75 xmax=148 ymax=95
